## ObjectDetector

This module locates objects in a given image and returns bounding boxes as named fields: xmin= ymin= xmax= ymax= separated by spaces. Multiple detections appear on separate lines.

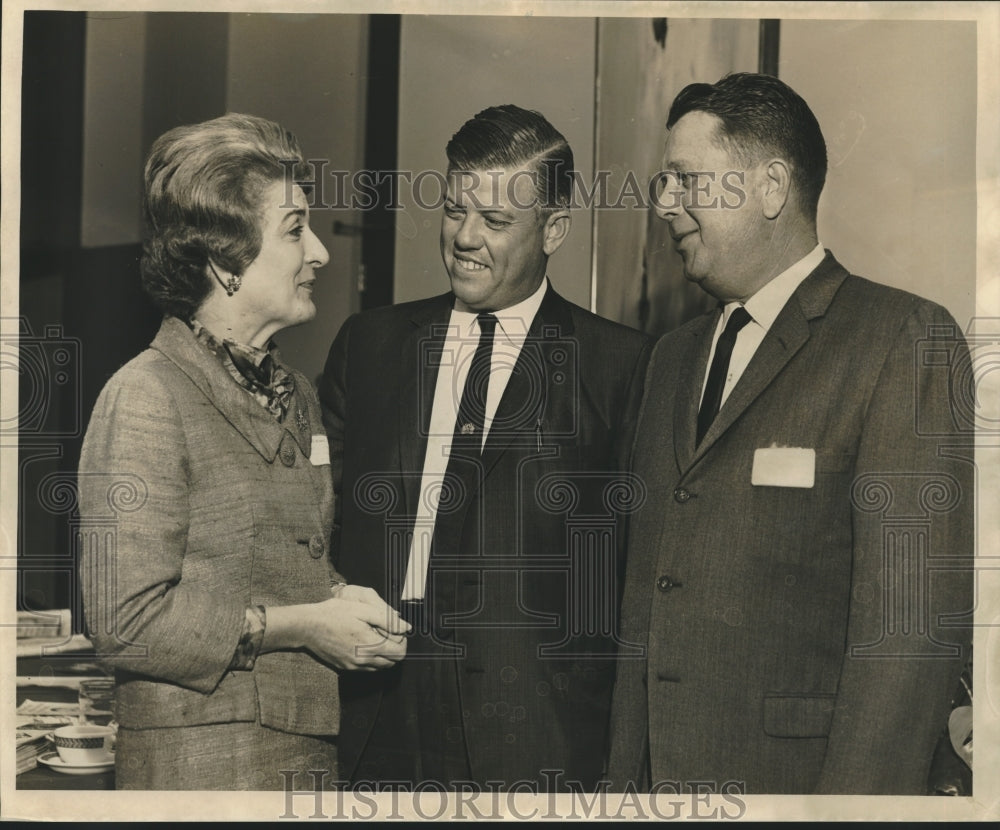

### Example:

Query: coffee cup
xmin=53 ymin=724 xmax=114 ymax=765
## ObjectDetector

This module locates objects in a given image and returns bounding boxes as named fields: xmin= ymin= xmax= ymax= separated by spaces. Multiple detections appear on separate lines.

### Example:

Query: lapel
xmin=686 ymin=251 xmax=851 ymax=467
xmin=150 ymin=316 xmax=308 ymax=462
xmin=479 ymin=286 xmax=576 ymax=479
xmin=398 ymin=294 xmax=454 ymax=520
xmin=673 ymin=309 xmax=720 ymax=473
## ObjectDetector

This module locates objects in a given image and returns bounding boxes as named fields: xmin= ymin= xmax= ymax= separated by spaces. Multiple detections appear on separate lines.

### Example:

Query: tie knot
xmin=476 ymin=313 xmax=498 ymax=335
xmin=723 ymin=306 xmax=752 ymax=336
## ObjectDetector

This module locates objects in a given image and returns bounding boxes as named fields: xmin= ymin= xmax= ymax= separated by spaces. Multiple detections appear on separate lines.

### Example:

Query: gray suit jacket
xmin=607 ymin=252 xmax=974 ymax=794
xmin=79 ymin=316 xmax=342 ymax=736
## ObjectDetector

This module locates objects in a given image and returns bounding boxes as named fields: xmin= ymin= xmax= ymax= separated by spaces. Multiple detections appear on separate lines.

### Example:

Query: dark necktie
xmin=420 ymin=314 xmax=498 ymax=629
xmin=451 ymin=313 xmax=498 ymax=456
xmin=696 ymin=306 xmax=752 ymax=445
xmin=429 ymin=313 xmax=497 ymax=557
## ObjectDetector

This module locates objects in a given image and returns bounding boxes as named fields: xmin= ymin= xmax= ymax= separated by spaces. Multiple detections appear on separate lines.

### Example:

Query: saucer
xmin=38 ymin=750 xmax=115 ymax=775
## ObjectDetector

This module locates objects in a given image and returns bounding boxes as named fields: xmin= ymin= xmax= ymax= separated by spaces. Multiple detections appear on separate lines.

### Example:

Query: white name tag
xmin=751 ymin=447 xmax=815 ymax=488
xmin=310 ymin=435 xmax=330 ymax=466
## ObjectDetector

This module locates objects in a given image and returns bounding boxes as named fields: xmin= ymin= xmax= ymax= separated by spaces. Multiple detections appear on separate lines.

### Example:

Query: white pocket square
xmin=751 ymin=447 xmax=815 ymax=488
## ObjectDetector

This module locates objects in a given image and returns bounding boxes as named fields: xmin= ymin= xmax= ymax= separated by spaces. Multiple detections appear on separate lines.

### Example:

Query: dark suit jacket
xmin=319 ymin=285 xmax=652 ymax=788
xmin=607 ymin=252 xmax=974 ymax=794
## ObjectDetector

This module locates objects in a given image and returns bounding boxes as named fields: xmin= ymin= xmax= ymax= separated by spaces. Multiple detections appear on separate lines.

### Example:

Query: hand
xmin=304 ymin=597 xmax=408 ymax=671
xmin=262 ymin=597 xmax=410 ymax=672
xmin=330 ymin=584 xmax=410 ymax=636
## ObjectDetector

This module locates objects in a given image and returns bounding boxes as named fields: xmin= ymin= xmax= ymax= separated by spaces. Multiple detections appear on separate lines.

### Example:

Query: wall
xmin=79 ymin=12 xmax=369 ymax=385
xmin=394 ymin=15 xmax=596 ymax=310
xmin=227 ymin=13 xmax=368 ymax=384
xmin=79 ymin=12 xmax=146 ymax=248
xmin=780 ymin=19 xmax=977 ymax=331
xmin=143 ymin=13 xmax=230 ymax=166
xmin=593 ymin=17 xmax=758 ymax=334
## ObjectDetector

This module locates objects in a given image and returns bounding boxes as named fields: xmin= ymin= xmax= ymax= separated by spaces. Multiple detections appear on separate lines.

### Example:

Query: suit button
xmin=308 ymin=534 xmax=326 ymax=559
xmin=280 ymin=439 xmax=296 ymax=467
xmin=673 ymin=488 xmax=691 ymax=503
xmin=657 ymin=575 xmax=679 ymax=592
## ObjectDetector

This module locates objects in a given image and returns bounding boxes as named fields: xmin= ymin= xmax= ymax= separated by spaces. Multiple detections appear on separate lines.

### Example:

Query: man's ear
xmin=761 ymin=159 xmax=791 ymax=220
xmin=542 ymin=209 xmax=571 ymax=255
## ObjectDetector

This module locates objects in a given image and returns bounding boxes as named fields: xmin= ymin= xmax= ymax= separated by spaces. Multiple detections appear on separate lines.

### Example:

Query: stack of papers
xmin=16 ymin=609 xmax=72 ymax=639
xmin=14 ymin=701 xmax=80 ymax=774
xmin=16 ymin=633 xmax=94 ymax=658
xmin=16 ymin=730 xmax=57 ymax=774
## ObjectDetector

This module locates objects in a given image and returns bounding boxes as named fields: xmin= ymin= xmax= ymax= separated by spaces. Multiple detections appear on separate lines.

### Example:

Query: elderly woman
xmin=78 ymin=113 xmax=408 ymax=790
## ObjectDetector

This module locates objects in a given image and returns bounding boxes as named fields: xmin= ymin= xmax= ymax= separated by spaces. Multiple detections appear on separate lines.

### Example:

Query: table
xmin=16 ymin=647 xmax=115 ymax=791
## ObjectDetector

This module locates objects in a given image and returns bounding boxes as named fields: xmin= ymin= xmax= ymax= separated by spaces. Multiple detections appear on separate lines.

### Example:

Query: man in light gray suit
xmin=607 ymin=72 xmax=974 ymax=795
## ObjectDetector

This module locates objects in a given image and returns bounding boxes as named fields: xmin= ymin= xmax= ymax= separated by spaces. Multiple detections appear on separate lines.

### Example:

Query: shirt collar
xmin=451 ymin=277 xmax=549 ymax=344
xmin=735 ymin=243 xmax=825 ymax=330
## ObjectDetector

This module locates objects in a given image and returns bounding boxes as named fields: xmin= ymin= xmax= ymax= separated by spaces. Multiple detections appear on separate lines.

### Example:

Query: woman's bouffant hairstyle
xmin=140 ymin=113 xmax=312 ymax=320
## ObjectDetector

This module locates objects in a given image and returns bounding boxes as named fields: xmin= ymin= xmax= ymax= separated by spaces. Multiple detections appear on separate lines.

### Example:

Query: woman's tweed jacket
xmin=79 ymin=315 xmax=342 ymax=735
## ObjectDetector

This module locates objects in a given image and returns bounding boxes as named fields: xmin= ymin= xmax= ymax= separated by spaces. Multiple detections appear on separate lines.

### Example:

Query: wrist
xmin=260 ymin=603 xmax=313 ymax=653
xmin=228 ymin=605 xmax=267 ymax=670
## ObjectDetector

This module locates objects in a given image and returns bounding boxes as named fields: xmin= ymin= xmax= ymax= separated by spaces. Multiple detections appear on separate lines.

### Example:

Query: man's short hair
xmin=445 ymin=104 xmax=574 ymax=212
xmin=667 ymin=72 xmax=827 ymax=220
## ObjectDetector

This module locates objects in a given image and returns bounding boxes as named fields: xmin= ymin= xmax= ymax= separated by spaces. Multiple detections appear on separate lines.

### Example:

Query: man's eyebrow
xmin=444 ymin=194 xmax=515 ymax=215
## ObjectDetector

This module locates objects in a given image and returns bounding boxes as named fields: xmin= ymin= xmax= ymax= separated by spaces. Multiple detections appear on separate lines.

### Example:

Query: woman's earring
xmin=209 ymin=261 xmax=241 ymax=296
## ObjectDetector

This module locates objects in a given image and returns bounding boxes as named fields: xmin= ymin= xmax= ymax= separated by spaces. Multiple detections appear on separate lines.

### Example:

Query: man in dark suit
xmin=320 ymin=104 xmax=652 ymax=791
xmin=607 ymin=72 xmax=974 ymax=795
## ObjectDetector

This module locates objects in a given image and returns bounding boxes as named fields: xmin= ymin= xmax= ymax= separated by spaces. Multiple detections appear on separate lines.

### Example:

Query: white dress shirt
xmin=700 ymin=244 xmax=826 ymax=410
xmin=400 ymin=278 xmax=549 ymax=601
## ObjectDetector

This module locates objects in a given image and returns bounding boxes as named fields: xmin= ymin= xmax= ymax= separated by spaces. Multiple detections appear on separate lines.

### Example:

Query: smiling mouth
xmin=453 ymin=256 xmax=487 ymax=273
